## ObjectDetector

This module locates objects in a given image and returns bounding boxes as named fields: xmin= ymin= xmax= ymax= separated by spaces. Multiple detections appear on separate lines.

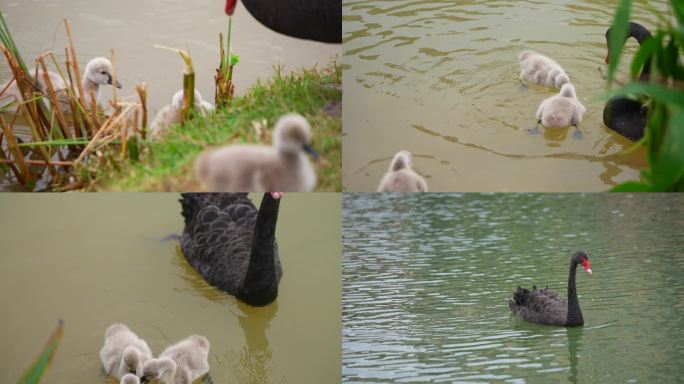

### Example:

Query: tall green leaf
xmin=17 ymin=319 xmax=64 ymax=384
xmin=607 ymin=0 xmax=633 ymax=88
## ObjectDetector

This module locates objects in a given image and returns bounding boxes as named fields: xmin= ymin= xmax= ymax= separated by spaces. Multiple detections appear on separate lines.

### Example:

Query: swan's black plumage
xmin=231 ymin=0 xmax=341 ymax=43
xmin=180 ymin=193 xmax=282 ymax=306
xmin=509 ymin=251 xmax=591 ymax=327
xmin=603 ymin=22 xmax=653 ymax=141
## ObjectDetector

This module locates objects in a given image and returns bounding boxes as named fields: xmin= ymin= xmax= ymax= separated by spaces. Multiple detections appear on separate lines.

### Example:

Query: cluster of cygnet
xmin=1 ymin=56 xmax=320 ymax=192
xmin=99 ymin=323 xmax=210 ymax=384
xmin=518 ymin=50 xmax=586 ymax=129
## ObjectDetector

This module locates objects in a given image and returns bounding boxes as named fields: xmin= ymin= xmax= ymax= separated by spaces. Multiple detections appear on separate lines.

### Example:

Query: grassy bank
xmin=88 ymin=60 xmax=341 ymax=191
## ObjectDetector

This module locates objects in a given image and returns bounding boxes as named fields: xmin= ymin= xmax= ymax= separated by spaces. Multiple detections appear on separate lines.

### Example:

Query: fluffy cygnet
xmin=99 ymin=323 xmax=153 ymax=380
xmin=536 ymin=83 xmax=586 ymax=128
xmin=519 ymin=50 xmax=570 ymax=88
xmin=149 ymin=89 xmax=214 ymax=140
xmin=377 ymin=150 xmax=428 ymax=192
xmin=194 ymin=113 xmax=318 ymax=191
xmin=0 ymin=57 xmax=121 ymax=112
xmin=82 ymin=57 xmax=122 ymax=98
xmin=120 ymin=373 xmax=140 ymax=384
xmin=142 ymin=335 xmax=210 ymax=384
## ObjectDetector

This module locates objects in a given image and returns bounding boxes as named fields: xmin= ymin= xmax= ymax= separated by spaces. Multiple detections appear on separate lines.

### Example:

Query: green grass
xmin=90 ymin=60 xmax=341 ymax=191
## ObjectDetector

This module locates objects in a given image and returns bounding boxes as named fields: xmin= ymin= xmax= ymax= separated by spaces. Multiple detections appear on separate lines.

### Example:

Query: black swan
xmin=509 ymin=251 xmax=592 ymax=327
xmin=603 ymin=22 xmax=652 ymax=141
xmin=179 ymin=193 xmax=283 ymax=307
xmin=225 ymin=0 xmax=341 ymax=44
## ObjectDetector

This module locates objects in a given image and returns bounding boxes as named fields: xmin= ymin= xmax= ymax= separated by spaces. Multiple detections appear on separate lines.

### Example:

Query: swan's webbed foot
xmin=527 ymin=120 xmax=542 ymax=135
xmin=598 ymin=66 xmax=607 ymax=80
xmin=518 ymin=80 xmax=528 ymax=92
xmin=572 ymin=125 xmax=583 ymax=140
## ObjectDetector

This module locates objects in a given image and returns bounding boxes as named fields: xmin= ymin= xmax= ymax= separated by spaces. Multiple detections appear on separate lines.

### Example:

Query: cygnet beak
xmin=303 ymin=144 xmax=319 ymax=160
xmin=107 ymin=75 xmax=123 ymax=89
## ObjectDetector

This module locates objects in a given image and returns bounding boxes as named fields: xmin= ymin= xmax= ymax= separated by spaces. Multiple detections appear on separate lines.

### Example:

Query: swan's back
xmin=509 ymin=286 xmax=567 ymax=326
xmin=179 ymin=193 xmax=282 ymax=295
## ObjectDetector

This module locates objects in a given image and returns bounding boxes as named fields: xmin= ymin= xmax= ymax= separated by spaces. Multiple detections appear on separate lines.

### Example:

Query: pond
xmin=342 ymin=0 xmax=670 ymax=191
xmin=342 ymin=193 xmax=684 ymax=382
xmin=0 ymin=193 xmax=341 ymax=383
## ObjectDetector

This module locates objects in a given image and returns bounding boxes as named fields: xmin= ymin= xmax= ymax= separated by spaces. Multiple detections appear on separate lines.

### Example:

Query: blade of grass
xmin=607 ymin=0 xmax=632 ymax=88
xmin=17 ymin=319 xmax=64 ymax=384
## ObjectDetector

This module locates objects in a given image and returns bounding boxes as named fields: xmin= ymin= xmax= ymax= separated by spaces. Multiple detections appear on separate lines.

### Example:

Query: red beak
xmin=581 ymin=258 xmax=592 ymax=275
xmin=225 ymin=0 xmax=237 ymax=15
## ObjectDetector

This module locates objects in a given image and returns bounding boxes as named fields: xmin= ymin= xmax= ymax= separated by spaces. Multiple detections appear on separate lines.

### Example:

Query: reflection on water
xmin=342 ymin=193 xmax=684 ymax=382
xmin=0 ymin=193 xmax=341 ymax=383
xmin=342 ymin=0 xmax=670 ymax=191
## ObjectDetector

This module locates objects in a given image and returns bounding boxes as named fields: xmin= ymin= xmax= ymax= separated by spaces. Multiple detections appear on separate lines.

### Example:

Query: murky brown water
xmin=342 ymin=0 xmax=669 ymax=192
xmin=0 ymin=193 xmax=341 ymax=383
xmin=0 ymin=0 xmax=340 ymax=112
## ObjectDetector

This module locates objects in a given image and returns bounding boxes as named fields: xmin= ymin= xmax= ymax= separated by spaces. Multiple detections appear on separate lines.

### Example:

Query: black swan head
xmin=572 ymin=251 xmax=592 ymax=275
xmin=604 ymin=22 xmax=652 ymax=70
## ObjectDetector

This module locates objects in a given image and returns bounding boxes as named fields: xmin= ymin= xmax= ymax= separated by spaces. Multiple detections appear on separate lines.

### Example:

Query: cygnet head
xmin=120 ymin=373 xmax=140 ymax=384
xmin=273 ymin=113 xmax=318 ymax=159
xmin=559 ymin=83 xmax=577 ymax=99
xmin=555 ymin=73 xmax=570 ymax=88
xmin=142 ymin=357 xmax=176 ymax=382
xmin=84 ymin=57 xmax=122 ymax=89
xmin=518 ymin=50 xmax=534 ymax=62
xmin=389 ymin=150 xmax=413 ymax=172
xmin=122 ymin=346 xmax=143 ymax=376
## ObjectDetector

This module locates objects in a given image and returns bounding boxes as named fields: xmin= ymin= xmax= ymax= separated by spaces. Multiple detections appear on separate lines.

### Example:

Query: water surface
xmin=343 ymin=193 xmax=684 ymax=382
xmin=342 ymin=0 xmax=670 ymax=191
xmin=0 ymin=193 xmax=341 ymax=383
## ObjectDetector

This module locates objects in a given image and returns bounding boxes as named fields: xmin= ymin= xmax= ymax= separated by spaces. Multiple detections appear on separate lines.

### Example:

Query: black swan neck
xmin=240 ymin=194 xmax=280 ymax=306
xmin=566 ymin=259 xmax=584 ymax=326
xmin=629 ymin=22 xmax=653 ymax=79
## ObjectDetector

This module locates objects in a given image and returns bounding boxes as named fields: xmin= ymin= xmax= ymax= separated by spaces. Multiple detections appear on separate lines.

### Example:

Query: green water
xmin=0 ymin=193 xmax=341 ymax=383
xmin=342 ymin=0 xmax=671 ymax=191
xmin=342 ymin=193 xmax=684 ymax=382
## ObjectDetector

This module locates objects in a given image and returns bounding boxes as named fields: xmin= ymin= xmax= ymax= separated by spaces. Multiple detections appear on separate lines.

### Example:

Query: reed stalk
xmin=154 ymin=45 xmax=195 ymax=125
xmin=0 ymin=114 xmax=33 ymax=185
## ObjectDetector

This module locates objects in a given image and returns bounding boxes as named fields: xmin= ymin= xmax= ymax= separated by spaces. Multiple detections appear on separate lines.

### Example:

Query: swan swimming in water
xmin=149 ymin=89 xmax=214 ymax=139
xmin=519 ymin=50 xmax=570 ymax=88
xmin=377 ymin=150 xmax=428 ymax=192
xmin=194 ymin=113 xmax=318 ymax=191
xmin=509 ymin=251 xmax=593 ymax=327
xmin=535 ymin=83 xmax=586 ymax=128
xmin=179 ymin=192 xmax=283 ymax=306
xmin=99 ymin=323 xmax=153 ymax=380
xmin=0 ymin=57 xmax=121 ymax=113
xmin=142 ymin=335 xmax=210 ymax=384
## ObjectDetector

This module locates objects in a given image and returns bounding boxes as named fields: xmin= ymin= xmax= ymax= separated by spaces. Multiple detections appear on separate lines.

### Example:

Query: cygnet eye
xmin=101 ymin=71 xmax=106 ymax=75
